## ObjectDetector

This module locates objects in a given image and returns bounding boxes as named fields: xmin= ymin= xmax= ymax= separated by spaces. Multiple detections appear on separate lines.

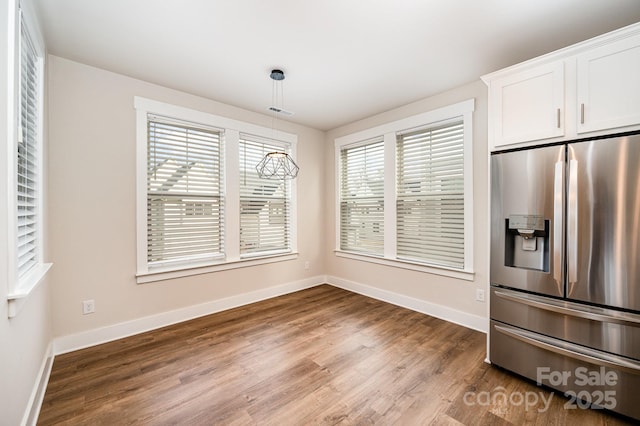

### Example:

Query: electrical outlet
xmin=82 ymin=299 xmax=95 ymax=315
xmin=475 ymin=289 xmax=485 ymax=302
xmin=304 ymin=261 xmax=310 ymax=270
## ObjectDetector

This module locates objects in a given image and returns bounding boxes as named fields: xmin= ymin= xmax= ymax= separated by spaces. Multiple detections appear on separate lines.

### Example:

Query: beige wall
xmin=324 ymin=80 xmax=489 ymax=321
xmin=0 ymin=283 xmax=52 ymax=425
xmin=47 ymin=54 xmax=490 ymax=345
xmin=0 ymin=1 xmax=53 ymax=424
xmin=47 ymin=56 xmax=326 ymax=338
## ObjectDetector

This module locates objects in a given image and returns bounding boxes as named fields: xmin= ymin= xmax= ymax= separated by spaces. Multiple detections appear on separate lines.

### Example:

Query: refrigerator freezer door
xmin=490 ymin=320 xmax=640 ymax=421
xmin=491 ymin=145 xmax=565 ymax=297
xmin=568 ymin=134 xmax=640 ymax=311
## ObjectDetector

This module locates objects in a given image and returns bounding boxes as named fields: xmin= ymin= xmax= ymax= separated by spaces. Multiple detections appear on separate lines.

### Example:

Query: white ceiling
xmin=33 ymin=0 xmax=640 ymax=131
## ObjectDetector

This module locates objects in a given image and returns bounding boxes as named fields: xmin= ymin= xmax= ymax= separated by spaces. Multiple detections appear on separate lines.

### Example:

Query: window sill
xmin=334 ymin=250 xmax=474 ymax=281
xmin=137 ymin=252 xmax=299 ymax=284
xmin=7 ymin=263 xmax=53 ymax=318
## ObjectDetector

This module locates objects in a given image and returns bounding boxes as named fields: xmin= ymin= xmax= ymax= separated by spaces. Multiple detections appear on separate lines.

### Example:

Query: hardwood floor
xmin=39 ymin=285 xmax=633 ymax=425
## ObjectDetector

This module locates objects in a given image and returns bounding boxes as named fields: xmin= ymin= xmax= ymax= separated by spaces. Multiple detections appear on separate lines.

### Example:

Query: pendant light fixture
xmin=256 ymin=69 xmax=300 ymax=179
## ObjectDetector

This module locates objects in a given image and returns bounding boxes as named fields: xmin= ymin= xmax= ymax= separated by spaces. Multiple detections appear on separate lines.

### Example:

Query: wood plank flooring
xmin=38 ymin=285 xmax=634 ymax=425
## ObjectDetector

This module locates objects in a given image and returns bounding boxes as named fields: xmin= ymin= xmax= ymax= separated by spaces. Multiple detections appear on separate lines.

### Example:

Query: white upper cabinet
xmin=491 ymin=62 xmax=564 ymax=146
xmin=576 ymin=34 xmax=640 ymax=134
xmin=484 ymin=23 xmax=640 ymax=151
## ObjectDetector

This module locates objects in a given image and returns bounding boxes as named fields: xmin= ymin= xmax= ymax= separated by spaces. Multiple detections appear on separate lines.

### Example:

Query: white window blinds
xmin=396 ymin=121 xmax=465 ymax=269
xmin=147 ymin=116 xmax=224 ymax=267
xmin=339 ymin=139 xmax=385 ymax=255
xmin=239 ymin=135 xmax=291 ymax=256
xmin=16 ymin=21 xmax=40 ymax=278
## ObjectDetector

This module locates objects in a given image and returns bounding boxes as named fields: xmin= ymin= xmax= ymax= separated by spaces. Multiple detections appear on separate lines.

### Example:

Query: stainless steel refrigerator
xmin=490 ymin=132 xmax=640 ymax=420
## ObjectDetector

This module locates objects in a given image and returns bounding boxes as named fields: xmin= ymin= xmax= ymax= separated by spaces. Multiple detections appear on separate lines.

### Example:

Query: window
xmin=335 ymin=100 xmax=474 ymax=279
xmin=239 ymin=135 xmax=292 ymax=257
xmin=396 ymin=121 xmax=465 ymax=268
xmin=135 ymin=97 xmax=298 ymax=282
xmin=7 ymin=2 xmax=51 ymax=316
xmin=17 ymin=19 xmax=41 ymax=278
xmin=339 ymin=138 xmax=385 ymax=255
xmin=146 ymin=116 xmax=224 ymax=268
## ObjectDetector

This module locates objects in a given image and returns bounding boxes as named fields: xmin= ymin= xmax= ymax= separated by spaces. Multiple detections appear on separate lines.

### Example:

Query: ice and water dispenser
xmin=504 ymin=214 xmax=549 ymax=272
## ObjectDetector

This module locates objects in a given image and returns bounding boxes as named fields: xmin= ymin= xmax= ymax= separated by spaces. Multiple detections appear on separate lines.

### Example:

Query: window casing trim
xmin=135 ymin=97 xmax=298 ymax=282
xmin=136 ymin=252 xmax=298 ymax=284
xmin=334 ymin=250 xmax=474 ymax=281
xmin=334 ymin=99 xmax=475 ymax=278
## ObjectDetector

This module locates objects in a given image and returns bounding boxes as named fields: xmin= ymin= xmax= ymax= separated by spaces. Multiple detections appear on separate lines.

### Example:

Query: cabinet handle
xmin=556 ymin=108 xmax=561 ymax=128
xmin=580 ymin=103 xmax=585 ymax=124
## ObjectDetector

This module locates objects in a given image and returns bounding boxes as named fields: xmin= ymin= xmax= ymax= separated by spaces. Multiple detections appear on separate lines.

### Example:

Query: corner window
xmin=135 ymin=97 xmax=298 ymax=283
xmin=335 ymin=99 xmax=474 ymax=278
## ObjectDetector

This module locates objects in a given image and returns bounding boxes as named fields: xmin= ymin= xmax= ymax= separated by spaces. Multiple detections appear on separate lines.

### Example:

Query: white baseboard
xmin=53 ymin=276 xmax=326 ymax=355
xmin=22 ymin=341 xmax=54 ymax=426
xmin=53 ymin=274 xmax=487 ymax=356
xmin=327 ymin=275 xmax=488 ymax=333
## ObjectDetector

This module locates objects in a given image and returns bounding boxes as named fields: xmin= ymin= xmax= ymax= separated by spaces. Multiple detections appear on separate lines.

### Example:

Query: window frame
xmin=135 ymin=97 xmax=298 ymax=283
xmin=396 ymin=118 xmax=466 ymax=269
xmin=334 ymin=99 xmax=475 ymax=280
xmin=145 ymin=114 xmax=225 ymax=269
xmin=238 ymin=133 xmax=294 ymax=258
xmin=6 ymin=0 xmax=52 ymax=318
xmin=338 ymin=137 xmax=386 ymax=256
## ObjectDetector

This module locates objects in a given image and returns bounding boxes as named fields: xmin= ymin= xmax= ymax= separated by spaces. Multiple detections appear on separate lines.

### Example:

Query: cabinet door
xmin=577 ymin=34 xmax=640 ymax=133
xmin=491 ymin=62 xmax=564 ymax=148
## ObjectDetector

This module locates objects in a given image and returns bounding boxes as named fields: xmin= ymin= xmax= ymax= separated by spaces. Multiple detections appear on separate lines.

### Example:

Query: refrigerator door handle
xmin=553 ymin=161 xmax=564 ymax=292
xmin=568 ymin=158 xmax=579 ymax=290
xmin=494 ymin=323 xmax=640 ymax=375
